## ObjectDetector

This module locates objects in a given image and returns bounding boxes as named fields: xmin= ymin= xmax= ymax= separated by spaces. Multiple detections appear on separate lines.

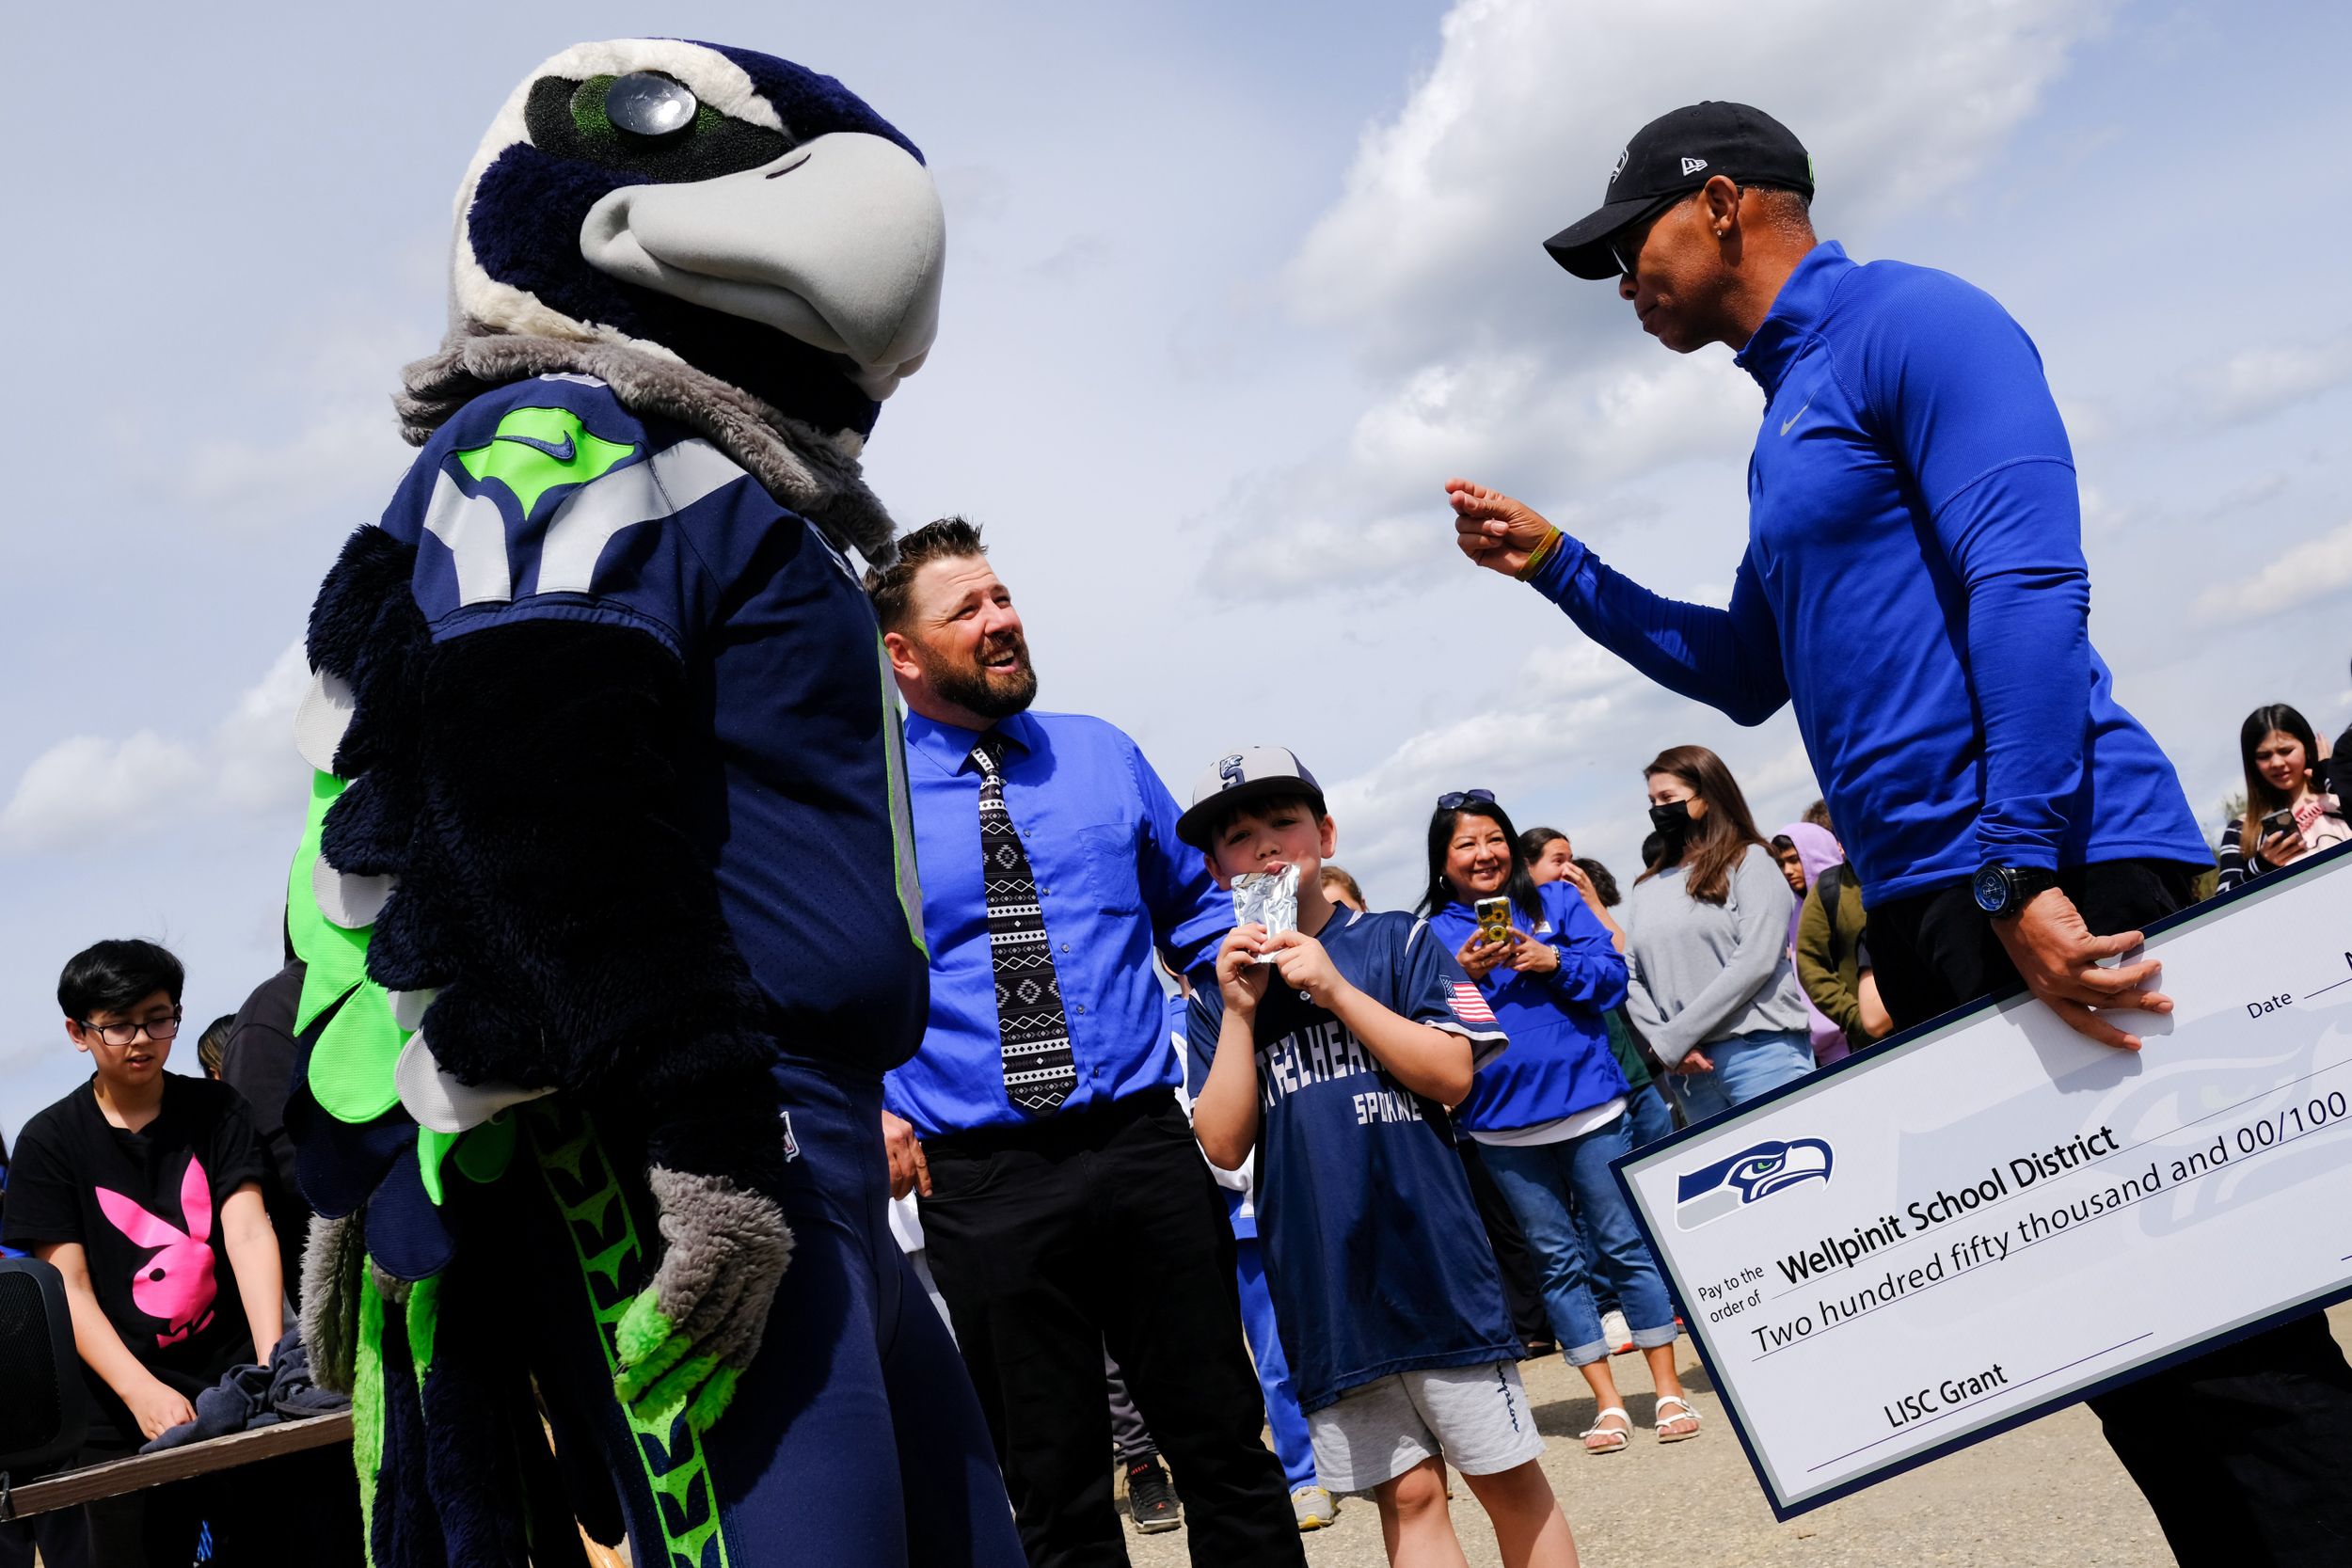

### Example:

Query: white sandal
xmin=1581 ymin=1406 xmax=1631 ymax=1454
xmin=1655 ymin=1395 xmax=1703 ymax=1443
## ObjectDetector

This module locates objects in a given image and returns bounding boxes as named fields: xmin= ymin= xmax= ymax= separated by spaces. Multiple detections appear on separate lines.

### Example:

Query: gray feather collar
xmin=396 ymin=325 xmax=898 ymax=564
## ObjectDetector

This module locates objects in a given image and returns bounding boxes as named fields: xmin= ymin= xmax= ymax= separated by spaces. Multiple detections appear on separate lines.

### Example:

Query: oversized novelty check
xmin=1615 ymin=844 xmax=2352 ymax=1517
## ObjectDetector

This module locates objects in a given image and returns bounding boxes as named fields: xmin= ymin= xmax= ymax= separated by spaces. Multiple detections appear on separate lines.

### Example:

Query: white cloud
xmin=1287 ymin=0 xmax=2111 ymax=367
xmin=181 ymin=408 xmax=407 ymax=529
xmin=0 ymin=642 xmax=310 ymax=854
xmin=1221 ymin=0 xmax=2111 ymax=606
xmin=2203 ymin=331 xmax=2352 ymax=427
xmin=169 ymin=322 xmax=421 ymax=531
xmin=1200 ymin=353 xmax=1752 ymax=601
xmin=2191 ymin=520 xmax=2352 ymax=625
xmin=1318 ymin=636 xmax=1821 ymax=906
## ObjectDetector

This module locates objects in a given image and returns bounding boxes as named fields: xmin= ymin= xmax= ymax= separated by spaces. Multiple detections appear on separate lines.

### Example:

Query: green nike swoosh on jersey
xmin=455 ymin=406 xmax=638 ymax=515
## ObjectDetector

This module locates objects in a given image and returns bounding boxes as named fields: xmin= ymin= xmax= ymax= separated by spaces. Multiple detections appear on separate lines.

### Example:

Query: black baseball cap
xmin=1543 ymin=102 xmax=1813 ymax=280
xmin=1175 ymin=747 xmax=1326 ymax=850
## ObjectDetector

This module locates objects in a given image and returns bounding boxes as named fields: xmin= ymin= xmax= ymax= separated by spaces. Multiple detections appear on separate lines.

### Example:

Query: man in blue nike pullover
xmin=1446 ymin=102 xmax=2352 ymax=1567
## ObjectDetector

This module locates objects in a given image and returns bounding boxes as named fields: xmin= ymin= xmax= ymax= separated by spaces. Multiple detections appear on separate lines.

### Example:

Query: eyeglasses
xmin=1437 ymin=789 xmax=1497 ymax=811
xmin=76 ymin=1010 xmax=183 ymax=1048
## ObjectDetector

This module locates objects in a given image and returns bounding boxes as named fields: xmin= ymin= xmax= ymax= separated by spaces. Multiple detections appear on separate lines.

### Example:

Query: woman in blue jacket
xmin=1423 ymin=792 xmax=1699 ymax=1451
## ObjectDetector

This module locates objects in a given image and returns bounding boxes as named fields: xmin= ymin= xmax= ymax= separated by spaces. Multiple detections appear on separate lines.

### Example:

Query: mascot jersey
xmin=280 ymin=38 xmax=1024 ymax=1568
xmin=378 ymin=372 xmax=930 ymax=1067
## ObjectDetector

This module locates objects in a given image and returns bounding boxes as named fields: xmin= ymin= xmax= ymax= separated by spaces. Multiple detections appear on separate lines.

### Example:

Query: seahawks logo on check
xmin=1675 ymin=1138 xmax=1833 ymax=1230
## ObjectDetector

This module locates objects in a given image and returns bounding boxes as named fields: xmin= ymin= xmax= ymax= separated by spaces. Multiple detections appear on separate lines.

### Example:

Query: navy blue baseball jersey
xmin=1186 ymin=909 xmax=1518 ymax=1413
xmin=377 ymin=373 xmax=929 ymax=1072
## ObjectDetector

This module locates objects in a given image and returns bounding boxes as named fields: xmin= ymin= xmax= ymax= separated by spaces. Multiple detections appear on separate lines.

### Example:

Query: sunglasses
xmin=1609 ymin=198 xmax=1677 ymax=280
xmin=1437 ymin=789 xmax=1497 ymax=811
xmin=1612 ymin=183 xmax=1765 ymax=278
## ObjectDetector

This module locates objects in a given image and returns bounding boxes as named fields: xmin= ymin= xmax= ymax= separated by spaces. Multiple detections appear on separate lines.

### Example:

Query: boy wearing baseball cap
xmin=1175 ymin=749 xmax=1579 ymax=1568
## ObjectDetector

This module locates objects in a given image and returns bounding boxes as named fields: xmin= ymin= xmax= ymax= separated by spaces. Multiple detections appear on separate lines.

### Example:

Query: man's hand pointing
xmin=1447 ymin=479 xmax=1560 ymax=578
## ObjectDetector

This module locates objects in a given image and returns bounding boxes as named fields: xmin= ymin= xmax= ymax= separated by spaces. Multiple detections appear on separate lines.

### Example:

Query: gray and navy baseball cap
xmin=1175 ymin=746 xmax=1326 ymax=849
xmin=1543 ymin=102 xmax=1813 ymax=281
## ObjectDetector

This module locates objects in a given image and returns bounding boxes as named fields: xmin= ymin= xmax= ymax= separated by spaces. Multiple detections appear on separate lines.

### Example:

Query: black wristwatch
xmin=1971 ymin=863 xmax=2057 ymax=920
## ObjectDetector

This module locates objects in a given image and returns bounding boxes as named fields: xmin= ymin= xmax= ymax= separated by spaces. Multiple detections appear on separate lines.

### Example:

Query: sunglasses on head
xmin=1437 ymin=789 xmax=1497 ymax=811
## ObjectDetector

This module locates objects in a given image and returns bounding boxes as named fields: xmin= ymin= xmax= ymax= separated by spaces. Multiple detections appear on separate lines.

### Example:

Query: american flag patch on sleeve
xmin=1447 ymin=983 xmax=1497 ymax=1024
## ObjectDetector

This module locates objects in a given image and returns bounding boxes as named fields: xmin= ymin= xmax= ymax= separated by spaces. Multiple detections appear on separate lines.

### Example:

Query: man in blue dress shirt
xmin=868 ymin=518 xmax=1304 ymax=1568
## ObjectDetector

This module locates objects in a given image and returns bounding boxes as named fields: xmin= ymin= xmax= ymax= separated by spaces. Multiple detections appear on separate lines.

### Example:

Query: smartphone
xmin=2261 ymin=807 xmax=2297 ymax=839
xmin=1474 ymin=896 xmax=1513 ymax=947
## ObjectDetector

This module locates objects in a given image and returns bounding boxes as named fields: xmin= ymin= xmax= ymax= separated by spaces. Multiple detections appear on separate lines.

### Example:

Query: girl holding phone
xmin=2216 ymin=704 xmax=2349 ymax=892
xmin=1623 ymin=747 xmax=1814 ymax=1122
xmin=1422 ymin=792 xmax=1700 ymax=1451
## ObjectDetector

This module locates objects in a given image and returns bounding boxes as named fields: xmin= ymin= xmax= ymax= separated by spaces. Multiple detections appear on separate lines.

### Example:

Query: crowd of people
xmin=7 ymin=92 xmax=2352 ymax=1568
xmin=3 ymin=512 xmax=2343 ymax=1567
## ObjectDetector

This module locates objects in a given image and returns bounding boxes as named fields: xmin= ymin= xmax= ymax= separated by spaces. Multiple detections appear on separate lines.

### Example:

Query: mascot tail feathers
xmin=351 ymin=1262 xmax=588 ymax=1568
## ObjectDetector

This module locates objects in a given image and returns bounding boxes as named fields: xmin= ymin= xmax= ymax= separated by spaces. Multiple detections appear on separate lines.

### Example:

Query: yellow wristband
xmin=1516 ymin=526 xmax=1564 ymax=581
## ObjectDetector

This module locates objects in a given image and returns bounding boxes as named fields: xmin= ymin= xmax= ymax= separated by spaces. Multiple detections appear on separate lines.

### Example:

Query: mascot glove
xmin=613 ymin=1164 xmax=793 ymax=1432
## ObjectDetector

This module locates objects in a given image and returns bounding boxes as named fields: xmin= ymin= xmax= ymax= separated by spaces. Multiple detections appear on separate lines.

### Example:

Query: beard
xmin=924 ymin=628 xmax=1039 ymax=721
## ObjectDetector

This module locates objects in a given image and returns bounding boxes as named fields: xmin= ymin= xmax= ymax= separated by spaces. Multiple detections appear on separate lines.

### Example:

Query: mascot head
xmin=430 ymin=39 xmax=945 ymax=447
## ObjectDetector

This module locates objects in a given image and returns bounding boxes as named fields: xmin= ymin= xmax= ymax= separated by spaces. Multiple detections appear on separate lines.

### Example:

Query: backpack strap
xmin=1816 ymin=864 xmax=1848 ymax=971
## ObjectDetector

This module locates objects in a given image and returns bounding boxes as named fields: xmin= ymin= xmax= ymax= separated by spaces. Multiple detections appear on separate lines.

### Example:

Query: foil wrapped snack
xmin=1231 ymin=864 xmax=1300 ymax=963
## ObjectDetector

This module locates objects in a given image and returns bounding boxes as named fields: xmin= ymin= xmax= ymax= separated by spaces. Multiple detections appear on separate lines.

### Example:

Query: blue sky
xmin=5 ymin=1 xmax=2349 ymax=1130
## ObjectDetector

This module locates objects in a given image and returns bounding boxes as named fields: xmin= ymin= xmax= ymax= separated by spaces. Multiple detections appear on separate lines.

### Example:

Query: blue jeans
xmin=1665 ymin=1028 xmax=1814 ymax=1125
xmin=1624 ymin=1082 xmax=1676 ymax=1149
xmin=1480 ymin=1116 xmax=1679 ymax=1367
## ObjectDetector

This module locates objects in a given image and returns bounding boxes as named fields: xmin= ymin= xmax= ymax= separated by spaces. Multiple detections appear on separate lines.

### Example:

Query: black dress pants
xmin=919 ymin=1092 xmax=1305 ymax=1568
xmin=1870 ymin=858 xmax=2352 ymax=1568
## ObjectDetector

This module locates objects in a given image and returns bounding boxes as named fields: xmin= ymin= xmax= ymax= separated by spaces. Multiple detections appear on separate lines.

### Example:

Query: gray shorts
xmin=1309 ymin=1361 xmax=1545 ymax=1493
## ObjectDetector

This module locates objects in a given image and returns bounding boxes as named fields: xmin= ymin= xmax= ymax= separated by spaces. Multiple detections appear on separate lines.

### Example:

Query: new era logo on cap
xmin=1681 ymin=156 xmax=1708 ymax=175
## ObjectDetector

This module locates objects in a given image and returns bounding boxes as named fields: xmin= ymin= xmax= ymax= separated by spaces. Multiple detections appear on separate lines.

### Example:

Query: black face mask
xmin=1648 ymin=799 xmax=1693 ymax=837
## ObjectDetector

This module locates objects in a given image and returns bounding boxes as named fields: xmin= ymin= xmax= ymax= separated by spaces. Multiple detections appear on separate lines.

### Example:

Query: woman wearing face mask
xmin=1423 ymin=792 xmax=1700 ymax=1451
xmin=1625 ymin=747 xmax=1814 ymax=1121
xmin=2216 ymin=705 xmax=2349 ymax=893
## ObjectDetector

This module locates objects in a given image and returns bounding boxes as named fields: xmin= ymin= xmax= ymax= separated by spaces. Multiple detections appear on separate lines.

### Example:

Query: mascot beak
xmin=580 ymin=132 xmax=946 ymax=400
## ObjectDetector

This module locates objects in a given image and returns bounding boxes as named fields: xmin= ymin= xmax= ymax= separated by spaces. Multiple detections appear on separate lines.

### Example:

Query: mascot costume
xmin=279 ymin=39 xmax=1024 ymax=1568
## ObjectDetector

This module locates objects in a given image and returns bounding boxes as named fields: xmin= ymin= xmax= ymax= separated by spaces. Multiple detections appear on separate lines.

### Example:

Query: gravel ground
xmin=1115 ymin=1304 xmax=2352 ymax=1567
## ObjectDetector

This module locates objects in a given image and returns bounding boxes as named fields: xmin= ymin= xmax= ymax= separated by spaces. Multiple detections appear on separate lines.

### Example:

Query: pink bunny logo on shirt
xmin=95 ymin=1158 xmax=218 ymax=1347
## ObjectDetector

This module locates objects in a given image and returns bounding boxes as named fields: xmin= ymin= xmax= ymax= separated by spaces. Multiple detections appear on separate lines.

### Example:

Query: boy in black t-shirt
xmin=1177 ymin=751 xmax=1581 ymax=1568
xmin=2 ymin=940 xmax=282 ymax=1560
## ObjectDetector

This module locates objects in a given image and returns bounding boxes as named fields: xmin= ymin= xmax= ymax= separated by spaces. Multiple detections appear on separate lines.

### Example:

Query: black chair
xmin=0 ymin=1258 xmax=87 ymax=1481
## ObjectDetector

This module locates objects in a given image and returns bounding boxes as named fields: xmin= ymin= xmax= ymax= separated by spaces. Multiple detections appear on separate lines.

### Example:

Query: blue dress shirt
xmin=886 ymin=708 xmax=1232 ymax=1138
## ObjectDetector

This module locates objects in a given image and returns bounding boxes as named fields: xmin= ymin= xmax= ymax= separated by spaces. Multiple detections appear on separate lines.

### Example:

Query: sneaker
xmin=1600 ymin=1308 xmax=1635 ymax=1354
xmin=1292 ymin=1485 xmax=1337 ymax=1531
xmin=1125 ymin=1457 xmax=1183 ymax=1534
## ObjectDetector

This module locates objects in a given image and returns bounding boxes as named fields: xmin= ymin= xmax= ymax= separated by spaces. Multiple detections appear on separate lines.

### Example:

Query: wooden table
xmin=0 ymin=1412 xmax=352 ymax=1519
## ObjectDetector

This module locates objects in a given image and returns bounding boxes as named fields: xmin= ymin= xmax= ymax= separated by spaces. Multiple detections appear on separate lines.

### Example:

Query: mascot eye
xmin=604 ymin=72 xmax=699 ymax=138
xmin=533 ymin=74 xmax=789 ymax=177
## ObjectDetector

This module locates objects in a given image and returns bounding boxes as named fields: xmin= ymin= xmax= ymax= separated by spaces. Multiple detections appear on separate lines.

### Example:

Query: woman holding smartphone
xmin=2216 ymin=704 xmax=2349 ymax=892
xmin=1624 ymin=746 xmax=1814 ymax=1123
xmin=1422 ymin=792 xmax=1700 ymax=1451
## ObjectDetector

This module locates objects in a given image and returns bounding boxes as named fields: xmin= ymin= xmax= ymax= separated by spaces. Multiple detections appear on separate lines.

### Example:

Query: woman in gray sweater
xmin=1624 ymin=746 xmax=1813 ymax=1123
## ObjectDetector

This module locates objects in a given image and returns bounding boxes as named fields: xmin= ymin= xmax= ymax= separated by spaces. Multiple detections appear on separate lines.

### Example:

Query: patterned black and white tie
xmin=973 ymin=736 xmax=1076 ymax=1115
